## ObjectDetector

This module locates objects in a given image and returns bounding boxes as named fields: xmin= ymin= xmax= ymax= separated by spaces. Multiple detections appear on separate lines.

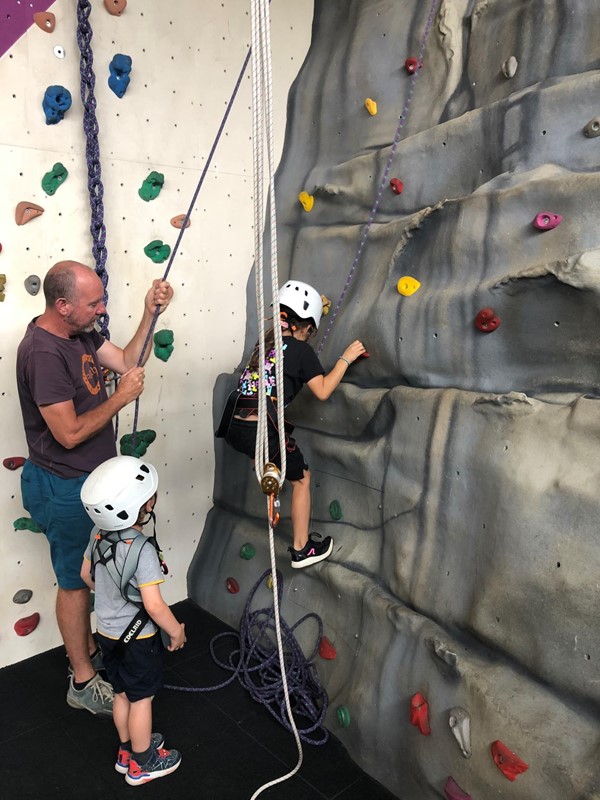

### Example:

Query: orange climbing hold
xmin=409 ymin=692 xmax=431 ymax=735
xmin=3 ymin=457 xmax=26 ymax=470
xmin=33 ymin=12 xmax=56 ymax=33
xmin=14 ymin=612 xmax=40 ymax=636
xmin=319 ymin=636 xmax=337 ymax=660
xmin=104 ymin=0 xmax=127 ymax=15
xmin=170 ymin=214 xmax=191 ymax=229
xmin=15 ymin=202 xmax=44 ymax=226
xmin=491 ymin=740 xmax=529 ymax=781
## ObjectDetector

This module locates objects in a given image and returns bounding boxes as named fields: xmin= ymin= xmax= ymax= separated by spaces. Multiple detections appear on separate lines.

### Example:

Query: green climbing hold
xmin=120 ymin=429 xmax=157 ymax=457
xmin=13 ymin=517 xmax=44 ymax=533
xmin=153 ymin=329 xmax=174 ymax=362
xmin=144 ymin=239 xmax=171 ymax=264
xmin=240 ymin=543 xmax=256 ymax=560
xmin=138 ymin=171 xmax=165 ymax=202
xmin=336 ymin=706 xmax=351 ymax=728
xmin=329 ymin=499 xmax=343 ymax=521
xmin=42 ymin=162 xmax=68 ymax=196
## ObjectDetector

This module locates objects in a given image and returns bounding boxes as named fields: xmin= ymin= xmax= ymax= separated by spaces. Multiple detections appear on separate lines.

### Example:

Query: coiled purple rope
xmin=317 ymin=0 xmax=441 ymax=355
xmin=165 ymin=569 xmax=330 ymax=745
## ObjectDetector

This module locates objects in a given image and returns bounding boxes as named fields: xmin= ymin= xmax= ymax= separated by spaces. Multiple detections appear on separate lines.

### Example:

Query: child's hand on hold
xmin=342 ymin=340 xmax=366 ymax=364
xmin=168 ymin=622 xmax=186 ymax=652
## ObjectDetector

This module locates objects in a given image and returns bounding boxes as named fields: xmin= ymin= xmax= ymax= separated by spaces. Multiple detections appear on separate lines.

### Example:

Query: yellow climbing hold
xmin=321 ymin=294 xmax=332 ymax=315
xmin=397 ymin=276 xmax=421 ymax=296
xmin=365 ymin=98 xmax=378 ymax=116
xmin=298 ymin=191 xmax=314 ymax=212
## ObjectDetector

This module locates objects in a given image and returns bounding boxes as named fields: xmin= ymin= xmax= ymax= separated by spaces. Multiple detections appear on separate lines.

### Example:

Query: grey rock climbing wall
xmin=189 ymin=1 xmax=600 ymax=797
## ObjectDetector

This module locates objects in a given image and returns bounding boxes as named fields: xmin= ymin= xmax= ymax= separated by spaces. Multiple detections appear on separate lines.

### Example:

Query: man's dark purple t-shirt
xmin=16 ymin=320 xmax=117 ymax=478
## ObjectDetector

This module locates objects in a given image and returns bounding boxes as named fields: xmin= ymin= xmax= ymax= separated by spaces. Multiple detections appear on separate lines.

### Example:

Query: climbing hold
xmin=266 ymin=573 xmax=274 ymax=590
xmin=53 ymin=45 xmax=65 ymax=59
xmin=13 ymin=517 xmax=43 ymax=533
xmin=14 ymin=613 xmax=40 ymax=637
xmin=239 ymin=543 xmax=256 ymax=560
xmin=226 ymin=577 xmax=240 ymax=594
xmin=532 ymin=211 xmax=562 ymax=231
xmin=104 ymin=0 xmax=127 ymax=14
xmin=474 ymin=307 xmax=500 ymax=333
xmin=42 ymin=85 xmax=72 ymax=125
xmin=336 ymin=706 xmax=351 ymax=727
xmin=108 ymin=53 xmax=133 ymax=98
xmin=3 ymin=456 xmax=26 ymax=470
xmin=319 ymin=636 xmax=337 ymax=660
xmin=170 ymin=214 xmax=191 ymax=229
xmin=15 ymin=202 xmax=44 ymax=226
xmin=298 ymin=191 xmax=314 ymax=212
xmin=144 ymin=240 xmax=171 ymax=264
xmin=153 ymin=329 xmax=174 ymax=362
xmin=405 ymin=57 xmax=422 ymax=75
xmin=491 ymin=740 xmax=529 ymax=781
xmin=33 ymin=12 xmax=56 ymax=32
xmin=444 ymin=777 xmax=472 ymax=800
xmin=120 ymin=429 xmax=156 ymax=457
xmin=501 ymin=56 xmax=518 ymax=78
xmin=584 ymin=117 xmax=600 ymax=138
xmin=321 ymin=294 xmax=331 ymax=315
xmin=329 ymin=499 xmax=343 ymax=521
xmin=390 ymin=178 xmax=404 ymax=195
xmin=364 ymin=98 xmax=378 ymax=116
xmin=138 ymin=171 xmax=165 ymax=202
xmin=103 ymin=368 xmax=115 ymax=384
xmin=12 ymin=589 xmax=33 ymax=605
xmin=397 ymin=276 xmax=421 ymax=296
xmin=0 ymin=274 xmax=5 ymax=302
xmin=42 ymin=162 xmax=69 ymax=196
xmin=409 ymin=692 xmax=431 ymax=735
xmin=448 ymin=707 xmax=471 ymax=758
xmin=24 ymin=275 xmax=41 ymax=296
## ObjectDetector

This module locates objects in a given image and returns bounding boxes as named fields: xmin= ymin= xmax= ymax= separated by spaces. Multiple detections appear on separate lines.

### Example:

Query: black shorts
xmin=225 ymin=418 xmax=308 ymax=482
xmin=97 ymin=632 xmax=164 ymax=702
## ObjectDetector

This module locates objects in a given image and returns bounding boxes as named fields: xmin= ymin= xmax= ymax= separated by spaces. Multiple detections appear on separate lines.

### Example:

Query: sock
xmin=132 ymin=745 xmax=153 ymax=766
xmin=120 ymin=740 xmax=132 ymax=752
xmin=73 ymin=676 xmax=94 ymax=691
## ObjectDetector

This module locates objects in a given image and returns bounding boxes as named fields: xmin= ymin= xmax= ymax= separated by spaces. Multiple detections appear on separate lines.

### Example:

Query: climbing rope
xmin=76 ymin=0 xmax=110 ymax=338
xmin=165 ymin=568 xmax=329 ymax=745
xmin=316 ymin=0 xmax=441 ymax=356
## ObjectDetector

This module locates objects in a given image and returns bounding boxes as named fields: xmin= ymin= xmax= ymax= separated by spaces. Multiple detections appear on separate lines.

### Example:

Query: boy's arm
xmin=140 ymin=583 xmax=186 ymax=651
xmin=81 ymin=557 xmax=95 ymax=590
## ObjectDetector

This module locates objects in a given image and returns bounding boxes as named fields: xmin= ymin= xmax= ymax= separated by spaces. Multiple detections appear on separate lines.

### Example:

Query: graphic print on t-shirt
xmin=239 ymin=344 xmax=287 ymax=397
xmin=82 ymin=353 xmax=101 ymax=395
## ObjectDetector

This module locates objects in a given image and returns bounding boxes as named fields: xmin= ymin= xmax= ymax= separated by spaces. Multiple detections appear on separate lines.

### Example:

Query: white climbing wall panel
xmin=0 ymin=0 xmax=313 ymax=667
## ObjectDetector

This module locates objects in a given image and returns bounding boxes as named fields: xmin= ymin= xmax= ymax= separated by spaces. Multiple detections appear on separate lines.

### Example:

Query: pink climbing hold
xmin=491 ymin=740 xmax=529 ymax=781
xmin=405 ymin=57 xmax=422 ymax=74
xmin=390 ymin=178 xmax=404 ymax=195
xmin=532 ymin=211 xmax=562 ymax=231
xmin=14 ymin=612 xmax=40 ymax=636
xmin=319 ymin=636 xmax=337 ymax=660
xmin=474 ymin=307 xmax=500 ymax=333
xmin=444 ymin=777 xmax=471 ymax=800
xmin=409 ymin=692 xmax=431 ymax=735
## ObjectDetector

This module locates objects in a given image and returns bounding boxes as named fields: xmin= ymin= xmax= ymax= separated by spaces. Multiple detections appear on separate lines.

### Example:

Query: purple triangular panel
xmin=0 ymin=1 xmax=56 ymax=60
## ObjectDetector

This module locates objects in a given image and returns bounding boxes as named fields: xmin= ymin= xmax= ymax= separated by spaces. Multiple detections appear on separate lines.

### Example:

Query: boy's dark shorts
xmin=97 ymin=632 xmax=164 ymax=702
xmin=225 ymin=418 xmax=308 ymax=481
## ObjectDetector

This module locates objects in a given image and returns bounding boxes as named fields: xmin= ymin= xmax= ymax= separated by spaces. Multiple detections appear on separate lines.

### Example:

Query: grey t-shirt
xmin=84 ymin=528 xmax=165 ymax=639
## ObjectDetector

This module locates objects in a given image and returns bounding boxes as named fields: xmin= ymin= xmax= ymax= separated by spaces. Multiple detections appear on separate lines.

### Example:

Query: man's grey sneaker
xmin=67 ymin=648 xmax=104 ymax=676
xmin=125 ymin=746 xmax=182 ymax=786
xmin=115 ymin=733 xmax=165 ymax=774
xmin=66 ymin=673 xmax=114 ymax=716
xmin=289 ymin=533 xmax=333 ymax=569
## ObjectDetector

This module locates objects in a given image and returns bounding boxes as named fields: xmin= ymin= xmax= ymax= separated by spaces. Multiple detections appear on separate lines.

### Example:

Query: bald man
xmin=16 ymin=261 xmax=173 ymax=716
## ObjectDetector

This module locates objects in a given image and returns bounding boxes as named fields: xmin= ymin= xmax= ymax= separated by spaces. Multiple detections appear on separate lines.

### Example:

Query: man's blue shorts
xmin=21 ymin=460 xmax=92 ymax=590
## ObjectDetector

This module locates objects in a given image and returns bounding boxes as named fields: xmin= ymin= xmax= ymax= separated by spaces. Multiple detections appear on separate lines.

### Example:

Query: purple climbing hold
xmin=444 ymin=777 xmax=471 ymax=800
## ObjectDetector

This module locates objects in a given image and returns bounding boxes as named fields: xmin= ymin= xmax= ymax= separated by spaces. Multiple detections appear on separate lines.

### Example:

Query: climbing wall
xmin=189 ymin=1 xmax=600 ymax=798
xmin=0 ymin=0 xmax=313 ymax=665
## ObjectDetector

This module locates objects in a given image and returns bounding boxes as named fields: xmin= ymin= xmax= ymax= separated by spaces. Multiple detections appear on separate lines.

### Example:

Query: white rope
xmin=249 ymin=0 xmax=303 ymax=797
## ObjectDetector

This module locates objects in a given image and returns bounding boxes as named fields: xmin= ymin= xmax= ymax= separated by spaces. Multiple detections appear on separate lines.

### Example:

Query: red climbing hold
xmin=390 ymin=178 xmax=404 ymax=195
xmin=491 ymin=740 xmax=529 ymax=781
xmin=444 ymin=777 xmax=471 ymax=800
xmin=405 ymin=57 xmax=422 ymax=74
xmin=319 ymin=636 xmax=337 ymax=660
xmin=3 ymin=457 xmax=26 ymax=470
xmin=226 ymin=577 xmax=240 ymax=594
xmin=532 ymin=211 xmax=562 ymax=231
xmin=14 ymin=612 xmax=40 ymax=637
xmin=409 ymin=692 xmax=431 ymax=735
xmin=474 ymin=308 xmax=500 ymax=333
xmin=104 ymin=0 xmax=127 ymax=15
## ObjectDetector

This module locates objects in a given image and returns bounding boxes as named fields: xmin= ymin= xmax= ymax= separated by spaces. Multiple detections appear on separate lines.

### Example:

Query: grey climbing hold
xmin=13 ymin=589 xmax=33 ymax=604
xmin=584 ymin=117 xmax=600 ymax=138
xmin=501 ymin=56 xmax=518 ymax=78
xmin=448 ymin=707 xmax=472 ymax=758
xmin=24 ymin=275 xmax=41 ymax=296
xmin=427 ymin=636 xmax=461 ymax=677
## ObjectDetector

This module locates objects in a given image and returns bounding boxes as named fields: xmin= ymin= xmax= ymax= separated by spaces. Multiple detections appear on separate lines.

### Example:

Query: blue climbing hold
xmin=42 ymin=86 xmax=72 ymax=125
xmin=108 ymin=54 xmax=133 ymax=98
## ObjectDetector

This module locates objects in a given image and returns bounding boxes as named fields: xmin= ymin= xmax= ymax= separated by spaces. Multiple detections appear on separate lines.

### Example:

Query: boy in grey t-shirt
xmin=80 ymin=456 xmax=186 ymax=786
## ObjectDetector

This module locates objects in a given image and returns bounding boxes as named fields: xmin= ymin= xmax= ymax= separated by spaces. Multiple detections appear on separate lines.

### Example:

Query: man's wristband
xmin=338 ymin=356 xmax=351 ymax=366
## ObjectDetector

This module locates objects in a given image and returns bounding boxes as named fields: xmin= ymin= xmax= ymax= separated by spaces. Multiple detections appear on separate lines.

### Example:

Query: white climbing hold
xmin=501 ymin=56 xmax=518 ymax=78
xmin=448 ymin=707 xmax=471 ymax=759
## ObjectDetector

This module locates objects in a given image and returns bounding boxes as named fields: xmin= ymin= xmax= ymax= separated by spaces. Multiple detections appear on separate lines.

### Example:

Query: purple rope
xmin=76 ymin=0 xmax=110 ymax=339
xmin=317 ymin=0 xmax=441 ymax=355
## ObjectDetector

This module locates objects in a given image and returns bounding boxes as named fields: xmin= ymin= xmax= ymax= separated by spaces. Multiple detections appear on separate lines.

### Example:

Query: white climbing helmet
xmin=80 ymin=455 xmax=159 ymax=531
xmin=278 ymin=280 xmax=323 ymax=329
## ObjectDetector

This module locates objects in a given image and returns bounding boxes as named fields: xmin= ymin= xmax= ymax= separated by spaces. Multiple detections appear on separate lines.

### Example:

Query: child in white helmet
xmin=80 ymin=456 xmax=186 ymax=786
xmin=223 ymin=280 xmax=365 ymax=568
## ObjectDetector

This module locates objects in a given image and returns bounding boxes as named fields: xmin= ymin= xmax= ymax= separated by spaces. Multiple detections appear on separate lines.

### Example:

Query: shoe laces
xmin=91 ymin=676 xmax=114 ymax=704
